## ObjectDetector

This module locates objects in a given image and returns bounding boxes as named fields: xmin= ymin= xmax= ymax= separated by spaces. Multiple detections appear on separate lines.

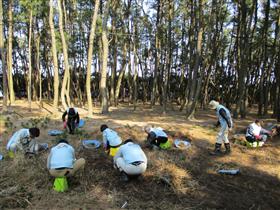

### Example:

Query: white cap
xmin=209 ymin=100 xmax=219 ymax=109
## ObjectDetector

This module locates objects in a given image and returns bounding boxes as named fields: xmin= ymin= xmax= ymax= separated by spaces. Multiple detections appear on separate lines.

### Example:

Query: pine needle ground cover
xmin=0 ymin=101 xmax=279 ymax=209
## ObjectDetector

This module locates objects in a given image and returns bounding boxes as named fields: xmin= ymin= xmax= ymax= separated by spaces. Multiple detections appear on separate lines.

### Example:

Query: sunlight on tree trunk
xmin=49 ymin=0 xmax=59 ymax=109
xmin=58 ymin=0 xmax=71 ymax=110
xmin=86 ymin=0 xmax=100 ymax=117
xmin=0 ymin=0 xmax=7 ymax=112
xmin=7 ymin=0 xmax=15 ymax=104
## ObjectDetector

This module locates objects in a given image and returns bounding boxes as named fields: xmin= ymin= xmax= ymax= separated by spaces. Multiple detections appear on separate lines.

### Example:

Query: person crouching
xmin=245 ymin=120 xmax=271 ymax=145
xmin=114 ymin=139 xmax=147 ymax=182
xmin=47 ymin=139 xmax=85 ymax=177
xmin=100 ymin=124 xmax=122 ymax=157
xmin=144 ymin=126 xmax=168 ymax=149
xmin=6 ymin=127 xmax=45 ymax=156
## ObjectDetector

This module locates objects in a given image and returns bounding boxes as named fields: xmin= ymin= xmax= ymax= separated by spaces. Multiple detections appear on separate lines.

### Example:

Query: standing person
xmin=245 ymin=120 xmax=271 ymax=144
xmin=47 ymin=139 xmax=85 ymax=177
xmin=62 ymin=107 xmax=80 ymax=134
xmin=100 ymin=124 xmax=122 ymax=156
xmin=6 ymin=127 xmax=44 ymax=155
xmin=114 ymin=139 xmax=147 ymax=182
xmin=144 ymin=126 xmax=169 ymax=149
xmin=209 ymin=100 xmax=233 ymax=155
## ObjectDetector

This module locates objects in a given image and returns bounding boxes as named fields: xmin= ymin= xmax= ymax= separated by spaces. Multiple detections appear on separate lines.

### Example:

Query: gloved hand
xmin=63 ymin=121 xmax=67 ymax=129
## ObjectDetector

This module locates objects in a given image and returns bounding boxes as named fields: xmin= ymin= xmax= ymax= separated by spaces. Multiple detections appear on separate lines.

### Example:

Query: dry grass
xmin=0 ymin=101 xmax=280 ymax=209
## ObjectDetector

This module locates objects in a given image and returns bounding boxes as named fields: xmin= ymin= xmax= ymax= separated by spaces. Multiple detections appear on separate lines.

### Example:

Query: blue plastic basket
xmin=48 ymin=130 xmax=64 ymax=136
xmin=82 ymin=140 xmax=101 ymax=149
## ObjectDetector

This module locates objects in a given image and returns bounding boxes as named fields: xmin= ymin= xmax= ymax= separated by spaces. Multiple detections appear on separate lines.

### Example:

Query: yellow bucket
xmin=8 ymin=151 xmax=15 ymax=158
xmin=53 ymin=177 xmax=68 ymax=192
xmin=109 ymin=147 xmax=120 ymax=157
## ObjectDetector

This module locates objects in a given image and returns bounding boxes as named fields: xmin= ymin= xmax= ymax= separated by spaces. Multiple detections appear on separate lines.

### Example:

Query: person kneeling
xmin=47 ymin=139 xmax=85 ymax=177
xmin=245 ymin=120 xmax=271 ymax=146
xmin=114 ymin=139 xmax=147 ymax=182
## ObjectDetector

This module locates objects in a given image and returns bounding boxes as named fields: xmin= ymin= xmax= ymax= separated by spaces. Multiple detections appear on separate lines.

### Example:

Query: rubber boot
xmin=224 ymin=143 xmax=231 ymax=154
xmin=120 ymin=171 xmax=129 ymax=182
xmin=209 ymin=143 xmax=222 ymax=155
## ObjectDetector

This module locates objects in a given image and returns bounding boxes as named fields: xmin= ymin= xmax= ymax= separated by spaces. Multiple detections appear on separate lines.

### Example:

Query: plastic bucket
xmin=53 ymin=177 xmax=68 ymax=192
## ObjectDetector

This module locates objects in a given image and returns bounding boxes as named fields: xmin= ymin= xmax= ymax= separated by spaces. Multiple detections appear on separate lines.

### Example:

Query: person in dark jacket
xmin=209 ymin=100 xmax=233 ymax=155
xmin=62 ymin=107 xmax=80 ymax=134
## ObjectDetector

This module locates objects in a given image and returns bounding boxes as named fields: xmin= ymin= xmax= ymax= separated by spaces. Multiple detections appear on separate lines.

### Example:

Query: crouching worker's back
xmin=114 ymin=139 xmax=147 ymax=182
xmin=47 ymin=139 xmax=85 ymax=177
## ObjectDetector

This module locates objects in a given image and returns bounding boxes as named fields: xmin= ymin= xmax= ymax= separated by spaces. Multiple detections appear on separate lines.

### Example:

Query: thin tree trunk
xmin=115 ymin=42 xmax=128 ymax=105
xmin=86 ymin=0 xmax=100 ymax=117
xmin=35 ymin=32 xmax=42 ymax=106
xmin=133 ymin=53 xmax=138 ymax=111
xmin=110 ymin=1 xmax=118 ymax=106
xmin=100 ymin=0 xmax=110 ymax=113
xmin=49 ymin=0 xmax=59 ymax=108
xmin=28 ymin=10 xmax=33 ymax=112
xmin=58 ymin=0 xmax=71 ymax=109
xmin=163 ymin=0 xmax=172 ymax=114
xmin=151 ymin=0 xmax=161 ymax=106
xmin=186 ymin=0 xmax=204 ymax=119
xmin=0 ymin=0 xmax=7 ymax=112
xmin=7 ymin=0 xmax=15 ymax=104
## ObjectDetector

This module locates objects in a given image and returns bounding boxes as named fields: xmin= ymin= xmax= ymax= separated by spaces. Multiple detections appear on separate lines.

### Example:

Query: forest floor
xmin=0 ymin=100 xmax=280 ymax=210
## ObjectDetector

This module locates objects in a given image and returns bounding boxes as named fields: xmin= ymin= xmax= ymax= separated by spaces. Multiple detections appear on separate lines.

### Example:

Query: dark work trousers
xmin=67 ymin=118 xmax=77 ymax=134
xmin=148 ymin=132 xmax=168 ymax=147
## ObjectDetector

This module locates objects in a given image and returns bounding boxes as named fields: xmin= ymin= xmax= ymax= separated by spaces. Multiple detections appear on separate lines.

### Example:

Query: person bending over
xmin=62 ymin=107 xmax=80 ymax=134
xmin=144 ymin=126 xmax=168 ymax=149
xmin=6 ymin=127 xmax=45 ymax=155
xmin=114 ymin=139 xmax=147 ymax=182
xmin=100 ymin=124 xmax=122 ymax=156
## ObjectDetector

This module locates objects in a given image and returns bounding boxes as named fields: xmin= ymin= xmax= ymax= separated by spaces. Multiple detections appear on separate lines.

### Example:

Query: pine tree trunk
xmin=0 ymin=0 xmax=7 ymax=112
xmin=7 ymin=0 xmax=15 ymax=104
xmin=58 ymin=0 xmax=71 ymax=109
xmin=163 ymin=0 xmax=172 ymax=114
xmin=28 ymin=10 xmax=33 ymax=112
xmin=86 ymin=0 xmax=100 ymax=117
xmin=186 ymin=0 xmax=204 ymax=119
xmin=151 ymin=0 xmax=161 ymax=106
xmin=35 ymin=32 xmax=42 ymax=107
xmin=110 ymin=2 xmax=118 ymax=106
xmin=100 ymin=0 xmax=110 ymax=113
xmin=49 ymin=0 xmax=59 ymax=108
xmin=115 ymin=42 xmax=127 ymax=106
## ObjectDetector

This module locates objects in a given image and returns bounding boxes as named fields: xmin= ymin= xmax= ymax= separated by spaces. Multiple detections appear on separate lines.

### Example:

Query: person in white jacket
xmin=246 ymin=120 xmax=271 ymax=144
xmin=144 ymin=126 xmax=168 ymax=149
xmin=6 ymin=127 xmax=42 ymax=154
xmin=100 ymin=124 xmax=122 ymax=156
xmin=114 ymin=139 xmax=147 ymax=181
xmin=209 ymin=100 xmax=233 ymax=155
xmin=47 ymin=139 xmax=85 ymax=177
